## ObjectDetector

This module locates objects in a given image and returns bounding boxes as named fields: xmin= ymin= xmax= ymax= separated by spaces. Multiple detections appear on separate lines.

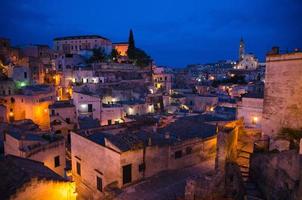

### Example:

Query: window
xmin=67 ymin=133 xmax=71 ymax=144
xmin=24 ymin=72 xmax=27 ymax=79
xmin=139 ymin=163 xmax=145 ymax=172
xmin=76 ymin=162 xmax=81 ymax=176
xmin=88 ymin=104 xmax=93 ymax=112
xmin=174 ymin=150 xmax=182 ymax=159
xmin=97 ymin=176 xmax=102 ymax=192
xmin=51 ymin=109 xmax=55 ymax=116
xmin=108 ymin=120 xmax=112 ymax=125
xmin=54 ymin=156 xmax=60 ymax=167
xmin=186 ymin=147 xmax=192 ymax=155
xmin=66 ymin=118 xmax=70 ymax=124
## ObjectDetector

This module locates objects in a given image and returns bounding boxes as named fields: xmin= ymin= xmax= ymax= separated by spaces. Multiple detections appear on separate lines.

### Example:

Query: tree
xmin=127 ymin=29 xmax=136 ymax=59
xmin=132 ymin=48 xmax=151 ymax=68
xmin=126 ymin=29 xmax=152 ymax=68
xmin=110 ymin=48 xmax=119 ymax=62
xmin=88 ymin=47 xmax=106 ymax=63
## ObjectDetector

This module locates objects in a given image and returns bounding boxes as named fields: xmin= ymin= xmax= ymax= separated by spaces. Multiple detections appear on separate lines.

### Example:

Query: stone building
xmin=262 ymin=49 xmax=302 ymax=137
xmin=53 ymin=35 xmax=112 ymax=55
xmin=0 ymin=75 xmax=15 ymax=96
xmin=70 ymin=115 xmax=218 ymax=199
xmin=235 ymin=38 xmax=259 ymax=70
xmin=49 ymin=100 xmax=77 ymax=145
xmin=113 ymin=42 xmax=129 ymax=56
xmin=4 ymin=125 xmax=66 ymax=177
xmin=0 ymin=155 xmax=76 ymax=200
xmin=237 ymin=92 xmax=264 ymax=129
xmin=2 ymin=85 xmax=55 ymax=130
xmin=152 ymin=69 xmax=173 ymax=94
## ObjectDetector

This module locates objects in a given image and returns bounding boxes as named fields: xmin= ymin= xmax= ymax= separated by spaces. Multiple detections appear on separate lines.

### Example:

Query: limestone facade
xmin=262 ymin=52 xmax=302 ymax=137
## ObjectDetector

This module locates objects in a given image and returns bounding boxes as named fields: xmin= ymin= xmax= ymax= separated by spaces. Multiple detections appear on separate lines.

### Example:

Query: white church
xmin=235 ymin=38 xmax=259 ymax=70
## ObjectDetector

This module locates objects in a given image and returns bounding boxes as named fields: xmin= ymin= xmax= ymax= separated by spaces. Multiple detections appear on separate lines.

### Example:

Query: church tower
xmin=239 ymin=37 xmax=245 ymax=61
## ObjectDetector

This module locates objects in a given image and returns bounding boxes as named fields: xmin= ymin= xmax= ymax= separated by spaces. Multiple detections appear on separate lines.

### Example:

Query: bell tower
xmin=239 ymin=37 xmax=245 ymax=61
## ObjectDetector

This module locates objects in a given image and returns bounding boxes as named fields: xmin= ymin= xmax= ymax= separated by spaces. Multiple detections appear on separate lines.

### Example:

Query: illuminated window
xmin=54 ymin=156 xmax=60 ymax=167
xmin=252 ymin=117 xmax=258 ymax=124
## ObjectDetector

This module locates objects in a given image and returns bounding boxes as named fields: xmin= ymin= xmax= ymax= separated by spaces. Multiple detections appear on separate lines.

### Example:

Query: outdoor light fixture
xmin=80 ymin=104 xmax=88 ymax=109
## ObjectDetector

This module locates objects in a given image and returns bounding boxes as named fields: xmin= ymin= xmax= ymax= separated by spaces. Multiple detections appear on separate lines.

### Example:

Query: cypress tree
xmin=127 ymin=29 xmax=135 ymax=59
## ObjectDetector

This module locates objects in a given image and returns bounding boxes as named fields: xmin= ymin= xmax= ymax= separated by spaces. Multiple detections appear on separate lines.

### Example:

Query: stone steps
xmin=236 ymin=148 xmax=265 ymax=200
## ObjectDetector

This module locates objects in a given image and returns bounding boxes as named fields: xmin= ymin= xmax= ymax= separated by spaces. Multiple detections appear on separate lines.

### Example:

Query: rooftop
xmin=112 ymin=42 xmax=128 ymax=45
xmin=21 ymin=84 xmax=53 ymax=95
xmin=0 ymin=155 xmax=67 ymax=200
xmin=54 ymin=35 xmax=110 ymax=41
xmin=49 ymin=100 xmax=75 ymax=109
xmin=242 ymin=91 xmax=264 ymax=99
xmin=77 ymin=115 xmax=219 ymax=152
xmin=78 ymin=117 xmax=100 ymax=130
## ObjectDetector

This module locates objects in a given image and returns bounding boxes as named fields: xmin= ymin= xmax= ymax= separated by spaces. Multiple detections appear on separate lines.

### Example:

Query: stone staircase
xmin=237 ymin=140 xmax=265 ymax=200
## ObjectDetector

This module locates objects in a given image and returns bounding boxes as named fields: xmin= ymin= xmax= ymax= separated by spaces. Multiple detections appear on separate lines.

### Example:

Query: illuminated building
xmin=0 ymin=155 xmax=76 ymax=200
xmin=4 ymin=85 xmax=56 ymax=130
xmin=236 ymin=38 xmax=259 ymax=70
xmin=113 ymin=42 xmax=129 ymax=56
xmin=237 ymin=92 xmax=264 ymax=128
xmin=152 ymin=69 xmax=173 ymax=94
xmin=70 ymin=115 xmax=218 ymax=199
xmin=53 ymin=35 xmax=112 ymax=55
xmin=262 ymin=48 xmax=302 ymax=137
xmin=49 ymin=100 xmax=78 ymax=146
xmin=4 ymin=124 xmax=66 ymax=177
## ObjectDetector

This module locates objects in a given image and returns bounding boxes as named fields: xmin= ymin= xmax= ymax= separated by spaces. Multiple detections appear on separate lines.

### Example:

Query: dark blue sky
xmin=1 ymin=0 xmax=302 ymax=67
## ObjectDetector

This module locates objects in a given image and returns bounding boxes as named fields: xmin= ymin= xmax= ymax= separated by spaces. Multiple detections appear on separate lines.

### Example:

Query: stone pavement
xmin=115 ymin=159 xmax=215 ymax=200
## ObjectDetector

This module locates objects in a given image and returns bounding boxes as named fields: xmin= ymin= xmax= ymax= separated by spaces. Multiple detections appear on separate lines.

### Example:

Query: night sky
xmin=1 ymin=0 xmax=302 ymax=67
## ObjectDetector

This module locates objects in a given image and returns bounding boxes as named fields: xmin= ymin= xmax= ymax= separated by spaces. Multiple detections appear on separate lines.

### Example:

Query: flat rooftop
xmin=54 ymin=35 xmax=109 ymax=41
xmin=49 ymin=100 xmax=75 ymax=109
xmin=77 ymin=115 xmax=220 ymax=152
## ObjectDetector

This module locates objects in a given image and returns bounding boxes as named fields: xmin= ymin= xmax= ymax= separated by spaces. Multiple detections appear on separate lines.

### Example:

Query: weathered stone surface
xmin=250 ymin=150 xmax=302 ymax=200
xmin=262 ymin=52 xmax=302 ymax=138
xmin=269 ymin=139 xmax=290 ymax=152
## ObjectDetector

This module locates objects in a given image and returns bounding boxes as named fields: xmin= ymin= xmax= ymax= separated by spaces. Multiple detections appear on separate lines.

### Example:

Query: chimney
xmin=270 ymin=46 xmax=279 ymax=55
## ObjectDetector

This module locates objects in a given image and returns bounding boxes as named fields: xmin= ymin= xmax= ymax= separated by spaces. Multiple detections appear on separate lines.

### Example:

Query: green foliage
xmin=278 ymin=128 xmax=302 ymax=149
xmin=131 ymin=48 xmax=151 ymax=68
xmin=88 ymin=47 xmax=107 ymax=63
xmin=110 ymin=48 xmax=119 ymax=62
xmin=127 ymin=29 xmax=135 ymax=59
xmin=126 ymin=29 xmax=151 ymax=68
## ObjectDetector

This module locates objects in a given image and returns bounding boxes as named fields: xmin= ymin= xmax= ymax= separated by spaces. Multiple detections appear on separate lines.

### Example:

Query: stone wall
xmin=11 ymin=178 xmax=76 ymax=200
xmin=262 ymin=52 xmax=302 ymax=137
xmin=250 ymin=150 xmax=302 ymax=200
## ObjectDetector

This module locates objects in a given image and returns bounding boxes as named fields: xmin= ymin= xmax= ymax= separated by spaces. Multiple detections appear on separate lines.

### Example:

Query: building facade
xmin=262 ymin=49 xmax=302 ymax=137
xmin=54 ymin=35 xmax=112 ymax=55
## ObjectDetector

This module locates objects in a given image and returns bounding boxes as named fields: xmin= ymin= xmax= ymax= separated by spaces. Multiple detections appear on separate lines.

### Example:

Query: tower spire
xmin=239 ymin=37 xmax=245 ymax=61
